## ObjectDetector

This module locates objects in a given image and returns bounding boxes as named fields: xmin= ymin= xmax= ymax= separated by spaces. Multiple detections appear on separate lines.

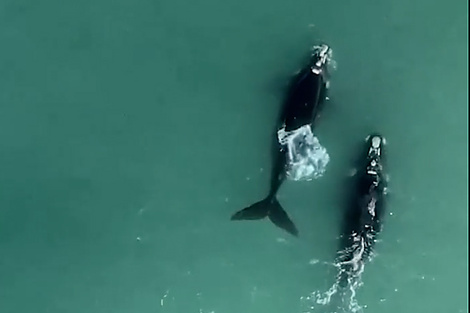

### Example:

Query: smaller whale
xmin=336 ymin=134 xmax=388 ymax=286
xmin=230 ymin=44 xmax=333 ymax=237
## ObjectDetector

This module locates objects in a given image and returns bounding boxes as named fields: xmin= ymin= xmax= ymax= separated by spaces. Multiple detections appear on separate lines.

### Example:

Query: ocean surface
xmin=0 ymin=0 xmax=468 ymax=312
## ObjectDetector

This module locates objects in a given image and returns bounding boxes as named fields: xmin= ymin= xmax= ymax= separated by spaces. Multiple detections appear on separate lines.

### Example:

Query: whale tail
xmin=230 ymin=196 xmax=298 ymax=237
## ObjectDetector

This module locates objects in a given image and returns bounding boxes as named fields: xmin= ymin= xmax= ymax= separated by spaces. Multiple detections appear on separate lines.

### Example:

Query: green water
xmin=0 ymin=0 xmax=467 ymax=312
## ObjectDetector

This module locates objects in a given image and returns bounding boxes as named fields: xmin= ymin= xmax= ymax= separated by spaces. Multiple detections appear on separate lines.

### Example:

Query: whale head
xmin=364 ymin=133 xmax=386 ymax=176
xmin=310 ymin=44 xmax=333 ymax=76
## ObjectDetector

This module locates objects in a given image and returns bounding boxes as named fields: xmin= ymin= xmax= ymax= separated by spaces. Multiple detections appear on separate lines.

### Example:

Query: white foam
xmin=300 ymin=238 xmax=373 ymax=313
xmin=302 ymin=276 xmax=365 ymax=313
xmin=277 ymin=125 xmax=330 ymax=181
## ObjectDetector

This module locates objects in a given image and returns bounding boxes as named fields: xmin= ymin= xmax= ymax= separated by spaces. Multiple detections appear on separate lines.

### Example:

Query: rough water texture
xmin=303 ymin=239 xmax=372 ymax=313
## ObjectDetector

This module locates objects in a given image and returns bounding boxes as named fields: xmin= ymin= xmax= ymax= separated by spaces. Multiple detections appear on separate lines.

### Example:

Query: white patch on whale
xmin=277 ymin=124 xmax=330 ymax=181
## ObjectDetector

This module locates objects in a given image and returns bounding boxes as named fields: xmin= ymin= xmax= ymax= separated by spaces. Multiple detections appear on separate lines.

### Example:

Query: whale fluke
xmin=231 ymin=196 xmax=299 ymax=237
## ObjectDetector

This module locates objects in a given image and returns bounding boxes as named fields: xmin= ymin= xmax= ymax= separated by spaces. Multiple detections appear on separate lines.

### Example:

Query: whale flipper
xmin=231 ymin=197 xmax=298 ymax=237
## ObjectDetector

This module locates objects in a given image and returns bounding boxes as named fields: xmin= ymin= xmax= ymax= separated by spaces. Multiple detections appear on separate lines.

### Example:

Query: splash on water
xmin=300 ymin=237 xmax=372 ymax=313
xmin=307 ymin=279 xmax=365 ymax=313
xmin=300 ymin=266 xmax=365 ymax=313
xmin=277 ymin=125 xmax=330 ymax=181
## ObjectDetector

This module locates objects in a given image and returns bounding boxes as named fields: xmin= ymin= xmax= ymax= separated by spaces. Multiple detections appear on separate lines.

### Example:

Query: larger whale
xmin=230 ymin=44 xmax=333 ymax=237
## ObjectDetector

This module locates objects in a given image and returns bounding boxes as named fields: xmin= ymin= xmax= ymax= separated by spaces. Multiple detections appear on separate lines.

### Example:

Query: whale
xmin=336 ymin=134 xmax=388 ymax=285
xmin=230 ymin=44 xmax=333 ymax=237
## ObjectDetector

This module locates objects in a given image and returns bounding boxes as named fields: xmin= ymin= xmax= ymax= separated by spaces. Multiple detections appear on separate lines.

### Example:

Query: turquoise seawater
xmin=0 ymin=0 xmax=467 ymax=312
